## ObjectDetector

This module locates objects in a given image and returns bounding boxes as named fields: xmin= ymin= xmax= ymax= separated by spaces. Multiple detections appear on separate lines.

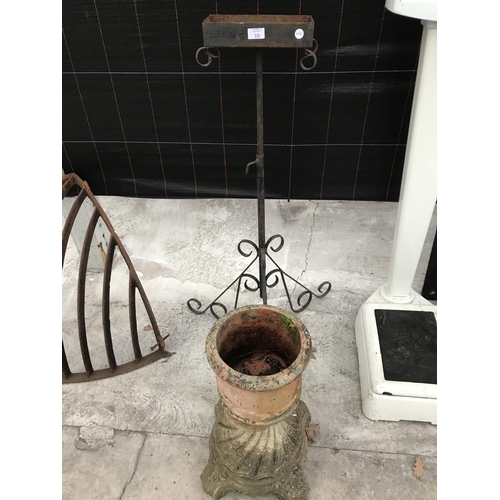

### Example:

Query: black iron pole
xmin=255 ymin=49 xmax=267 ymax=304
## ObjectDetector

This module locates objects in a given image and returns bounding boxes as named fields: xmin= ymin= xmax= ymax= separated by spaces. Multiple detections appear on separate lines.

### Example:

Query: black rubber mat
xmin=374 ymin=309 xmax=437 ymax=385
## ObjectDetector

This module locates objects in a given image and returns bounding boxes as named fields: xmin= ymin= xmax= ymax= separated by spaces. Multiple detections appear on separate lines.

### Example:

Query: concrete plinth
xmin=201 ymin=400 xmax=311 ymax=500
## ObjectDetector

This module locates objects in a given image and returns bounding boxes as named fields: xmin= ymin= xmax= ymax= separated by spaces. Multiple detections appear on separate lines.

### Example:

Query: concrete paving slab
xmin=62 ymin=425 xmax=145 ymax=500
xmin=120 ymin=431 xmax=210 ymax=500
xmin=302 ymin=446 xmax=436 ymax=500
xmin=62 ymin=426 xmax=436 ymax=500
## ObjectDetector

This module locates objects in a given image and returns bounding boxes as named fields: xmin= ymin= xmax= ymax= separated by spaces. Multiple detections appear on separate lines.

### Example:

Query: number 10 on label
xmin=247 ymin=28 xmax=265 ymax=40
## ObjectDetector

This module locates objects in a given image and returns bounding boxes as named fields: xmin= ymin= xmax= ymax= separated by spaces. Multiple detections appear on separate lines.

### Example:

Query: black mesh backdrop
xmin=62 ymin=0 xmax=423 ymax=200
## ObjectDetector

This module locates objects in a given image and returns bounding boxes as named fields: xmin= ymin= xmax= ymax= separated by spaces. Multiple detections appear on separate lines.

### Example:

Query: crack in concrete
xmin=292 ymin=202 xmax=319 ymax=296
xmin=118 ymin=432 xmax=147 ymax=500
xmin=62 ymin=425 xmax=436 ymax=459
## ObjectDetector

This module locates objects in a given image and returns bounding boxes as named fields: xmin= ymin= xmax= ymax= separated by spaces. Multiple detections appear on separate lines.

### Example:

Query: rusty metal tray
xmin=201 ymin=14 xmax=314 ymax=48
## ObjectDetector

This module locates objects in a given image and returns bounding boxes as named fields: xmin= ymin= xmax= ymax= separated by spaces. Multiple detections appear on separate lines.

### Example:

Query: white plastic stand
xmin=354 ymin=20 xmax=437 ymax=425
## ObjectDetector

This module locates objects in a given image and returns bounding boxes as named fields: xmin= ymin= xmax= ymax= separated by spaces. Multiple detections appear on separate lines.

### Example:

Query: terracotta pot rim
xmin=205 ymin=304 xmax=312 ymax=392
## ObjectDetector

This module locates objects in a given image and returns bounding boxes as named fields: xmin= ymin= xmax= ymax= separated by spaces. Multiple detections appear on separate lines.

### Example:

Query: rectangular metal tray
xmin=201 ymin=14 xmax=314 ymax=48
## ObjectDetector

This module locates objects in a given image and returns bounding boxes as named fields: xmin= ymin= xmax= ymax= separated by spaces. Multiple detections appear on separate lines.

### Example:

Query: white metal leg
xmin=385 ymin=23 xmax=437 ymax=302
xmin=354 ymin=22 xmax=437 ymax=424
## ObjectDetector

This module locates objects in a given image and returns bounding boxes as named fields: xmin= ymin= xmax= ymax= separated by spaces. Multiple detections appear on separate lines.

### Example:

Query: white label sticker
xmin=295 ymin=28 xmax=304 ymax=40
xmin=247 ymin=27 xmax=265 ymax=40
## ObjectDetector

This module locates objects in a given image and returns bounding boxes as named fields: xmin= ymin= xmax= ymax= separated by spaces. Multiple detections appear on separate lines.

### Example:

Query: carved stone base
xmin=201 ymin=399 xmax=312 ymax=500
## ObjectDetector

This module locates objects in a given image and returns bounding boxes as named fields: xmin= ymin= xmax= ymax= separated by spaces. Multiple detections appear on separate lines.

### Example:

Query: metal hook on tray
xmin=195 ymin=46 xmax=220 ymax=67
xmin=299 ymin=39 xmax=318 ymax=71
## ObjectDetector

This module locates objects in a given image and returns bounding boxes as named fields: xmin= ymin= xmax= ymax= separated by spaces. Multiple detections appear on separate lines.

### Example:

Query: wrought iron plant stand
xmin=188 ymin=15 xmax=331 ymax=319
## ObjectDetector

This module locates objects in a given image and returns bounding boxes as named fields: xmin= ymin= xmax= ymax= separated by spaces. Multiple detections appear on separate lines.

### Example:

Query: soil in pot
xmin=217 ymin=311 xmax=301 ymax=377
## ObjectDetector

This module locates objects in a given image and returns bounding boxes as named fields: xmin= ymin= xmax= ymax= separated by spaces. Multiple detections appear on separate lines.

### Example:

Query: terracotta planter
xmin=206 ymin=304 xmax=312 ymax=425
xmin=202 ymin=305 xmax=314 ymax=500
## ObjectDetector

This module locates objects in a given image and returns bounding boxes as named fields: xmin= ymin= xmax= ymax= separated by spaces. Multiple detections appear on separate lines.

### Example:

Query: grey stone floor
xmin=62 ymin=198 xmax=437 ymax=499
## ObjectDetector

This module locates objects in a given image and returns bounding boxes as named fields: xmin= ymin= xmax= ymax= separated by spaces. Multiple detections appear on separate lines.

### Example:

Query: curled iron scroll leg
xmin=299 ymin=39 xmax=318 ymax=71
xmin=195 ymin=46 xmax=220 ymax=67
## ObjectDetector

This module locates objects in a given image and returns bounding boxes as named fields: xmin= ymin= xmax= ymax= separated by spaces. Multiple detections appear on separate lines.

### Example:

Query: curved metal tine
xmin=128 ymin=274 xmax=143 ymax=361
xmin=187 ymin=253 xmax=259 ymax=315
xmin=102 ymin=234 xmax=118 ymax=370
xmin=62 ymin=174 xmax=78 ymax=199
xmin=62 ymin=188 xmax=88 ymax=267
xmin=72 ymin=177 xmax=165 ymax=352
xmin=77 ymin=207 xmax=101 ymax=376
xmin=71 ymin=178 xmax=132 ymax=268
xmin=133 ymin=277 xmax=165 ymax=351
xmin=195 ymin=46 xmax=220 ymax=67
xmin=62 ymin=341 xmax=71 ymax=378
